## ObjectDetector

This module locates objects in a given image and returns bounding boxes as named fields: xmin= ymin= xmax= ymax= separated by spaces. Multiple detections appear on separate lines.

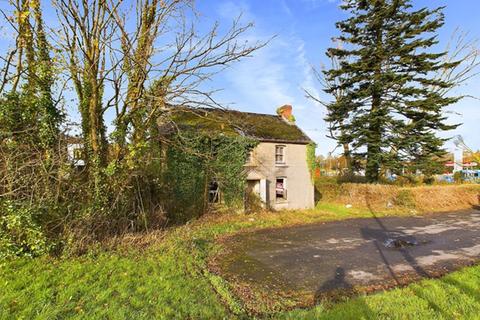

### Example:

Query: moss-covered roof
xmin=166 ymin=108 xmax=312 ymax=144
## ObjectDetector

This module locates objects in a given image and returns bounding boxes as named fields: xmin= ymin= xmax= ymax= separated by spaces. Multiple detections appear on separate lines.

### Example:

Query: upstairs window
xmin=276 ymin=177 xmax=287 ymax=201
xmin=275 ymin=145 xmax=285 ymax=164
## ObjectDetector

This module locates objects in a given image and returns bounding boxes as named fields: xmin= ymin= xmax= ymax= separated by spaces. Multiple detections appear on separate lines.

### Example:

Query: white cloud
xmin=214 ymin=1 xmax=337 ymax=155
xmin=280 ymin=0 xmax=293 ymax=16
xmin=214 ymin=0 xmax=480 ymax=154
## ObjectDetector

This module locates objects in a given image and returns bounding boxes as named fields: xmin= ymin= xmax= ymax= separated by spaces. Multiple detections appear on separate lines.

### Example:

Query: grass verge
xmin=1 ymin=204 xmax=480 ymax=319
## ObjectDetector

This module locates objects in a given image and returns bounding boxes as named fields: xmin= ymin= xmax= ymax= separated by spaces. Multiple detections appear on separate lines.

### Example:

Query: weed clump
xmin=394 ymin=189 xmax=416 ymax=209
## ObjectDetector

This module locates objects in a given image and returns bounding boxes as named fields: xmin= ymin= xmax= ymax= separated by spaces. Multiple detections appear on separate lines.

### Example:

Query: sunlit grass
xmin=1 ymin=250 xmax=228 ymax=319
xmin=1 ymin=205 xmax=479 ymax=319
xmin=280 ymin=266 xmax=480 ymax=320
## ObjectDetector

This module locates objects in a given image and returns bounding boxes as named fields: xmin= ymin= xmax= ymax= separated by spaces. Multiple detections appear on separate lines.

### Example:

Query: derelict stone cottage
xmin=170 ymin=105 xmax=315 ymax=210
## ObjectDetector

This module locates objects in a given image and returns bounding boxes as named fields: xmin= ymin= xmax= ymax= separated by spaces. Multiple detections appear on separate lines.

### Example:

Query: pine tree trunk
xmin=342 ymin=141 xmax=353 ymax=175
xmin=366 ymin=134 xmax=381 ymax=182
xmin=365 ymin=4 xmax=383 ymax=183
xmin=366 ymin=90 xmax=382 ymax=182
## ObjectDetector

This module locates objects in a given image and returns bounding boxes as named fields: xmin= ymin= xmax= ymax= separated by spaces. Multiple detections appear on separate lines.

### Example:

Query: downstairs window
xmin=276 ymin=177 xmax=287 ymax=201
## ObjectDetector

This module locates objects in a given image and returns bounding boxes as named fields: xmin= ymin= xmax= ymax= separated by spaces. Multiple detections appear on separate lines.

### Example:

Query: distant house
xmin=168 ymin=105 xmax=315 ymax=210
xmin=66 ymin=135 xmax=85 ymax=167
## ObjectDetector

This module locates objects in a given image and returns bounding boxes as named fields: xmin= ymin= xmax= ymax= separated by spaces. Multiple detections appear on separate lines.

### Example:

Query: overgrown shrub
xmin=0 ymin=201 xmax=50 ymax=259
xmin=422 ymin=176 xmax=435 ymax=185
xmin=453 ymin=171 xmax=464 ymax=183
xmin=0 ymin=117 xmax=259 ymax=257
xmin=392 ymin=174 xmax=422 ymax=187
xmin=337 ymin=173 xmax=367 ymax=184
xmin=245 ymin=191 xmax=263 ymax=213
xmin=314 ymin=174 xmax=368 ymax=203
xmin=314 ymin=176 xmax=342 ymax=202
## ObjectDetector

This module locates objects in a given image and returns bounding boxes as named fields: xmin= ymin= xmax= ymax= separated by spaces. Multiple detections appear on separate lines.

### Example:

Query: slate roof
xmin=166 ymin=108 xmax=312 ymax=144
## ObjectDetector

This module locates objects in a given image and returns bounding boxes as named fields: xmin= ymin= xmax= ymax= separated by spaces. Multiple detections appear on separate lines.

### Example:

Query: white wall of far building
xmin=245 ymin=142 xmax=315 ymax=210
xmin=67 ymin=143 xmax=85 ymax=167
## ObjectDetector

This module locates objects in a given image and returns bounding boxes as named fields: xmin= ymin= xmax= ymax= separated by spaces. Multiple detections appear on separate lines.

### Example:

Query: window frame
xmin=208 ymin=179 xmax=220 ymax=203
xmin=275 ymin=177 xmax=287 ymax=202
xmin=73 ymin=148 xmax=84 ymax=161
xmin=275 ymin=145 xmax=286 ymax=165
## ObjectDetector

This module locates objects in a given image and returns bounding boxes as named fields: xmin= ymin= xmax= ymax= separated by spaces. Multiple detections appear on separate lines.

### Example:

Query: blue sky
xmin=0 ymin=0 xmax=478 ymax=155
xmin=193 ymin=0 xmax=480 ymax=155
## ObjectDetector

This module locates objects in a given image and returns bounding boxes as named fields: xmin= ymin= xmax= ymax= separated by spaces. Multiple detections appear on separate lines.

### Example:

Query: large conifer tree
xmin=324 ymin=0 xmax=461 ymax=182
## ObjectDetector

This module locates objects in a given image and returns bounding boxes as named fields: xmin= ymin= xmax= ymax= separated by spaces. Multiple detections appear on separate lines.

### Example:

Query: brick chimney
xmin=276 ymin=104 xmax=295 ymax=124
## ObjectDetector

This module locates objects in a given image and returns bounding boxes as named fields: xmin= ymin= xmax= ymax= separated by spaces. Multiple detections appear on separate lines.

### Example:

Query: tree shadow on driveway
xmin=314 ymin=267 xmax=374 ymax=318
xmin=314 ymin=198 xmax=431 ymax=301
xmin=359 ymin=218 xmax=430 ymax=281
xmin=317 ymin=267 xmax=352 ymax=293
xmin=314 ymin=267 xmax=353 ymax=304
xmin=361 ymin=196 xmax=431 ymax=284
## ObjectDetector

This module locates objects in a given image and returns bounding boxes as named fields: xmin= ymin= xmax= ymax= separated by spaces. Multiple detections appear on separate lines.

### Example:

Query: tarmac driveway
xmin=217 ymin=210 xmax=480 ymax=301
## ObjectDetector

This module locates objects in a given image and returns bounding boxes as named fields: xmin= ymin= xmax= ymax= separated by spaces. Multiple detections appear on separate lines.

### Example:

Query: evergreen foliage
xmin=324 ymin=0 xmax=461 ymax=182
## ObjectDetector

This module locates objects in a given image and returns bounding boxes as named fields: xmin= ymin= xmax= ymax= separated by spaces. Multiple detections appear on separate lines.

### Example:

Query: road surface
xmin=217 ymin=210 xmax=480 ymax=302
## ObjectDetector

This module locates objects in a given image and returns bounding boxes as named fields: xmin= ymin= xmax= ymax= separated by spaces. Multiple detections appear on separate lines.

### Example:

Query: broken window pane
xmin=209 ymin=179 xmax=219 ymax=203
xmin=276 ymin=177 xmax=287 ymax=200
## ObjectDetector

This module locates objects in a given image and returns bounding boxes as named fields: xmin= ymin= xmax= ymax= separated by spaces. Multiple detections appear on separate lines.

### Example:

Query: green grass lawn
xmin=1 ymin=205 xmax=480 ymax=319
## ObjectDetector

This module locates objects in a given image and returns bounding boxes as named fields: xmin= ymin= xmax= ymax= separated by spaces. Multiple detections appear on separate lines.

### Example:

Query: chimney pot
xmin=277 ymin=104 xmax=295 ymax=123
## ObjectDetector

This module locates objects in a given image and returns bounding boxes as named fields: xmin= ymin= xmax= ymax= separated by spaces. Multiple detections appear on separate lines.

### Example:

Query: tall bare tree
xmin=433 ymin=29 xmax=480 ymax=99
xmin=55 ymin=0 xmax=119 ymax=173
xmin=104 ymin=0 xmax=265 ymax=160
xmin=52 ymin=0 xmax=265 ymax=209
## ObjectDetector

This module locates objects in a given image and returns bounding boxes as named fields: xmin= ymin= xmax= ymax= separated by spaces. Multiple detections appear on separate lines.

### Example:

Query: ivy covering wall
xmin=306 ymin=142 xmax=317 ymax=181
xmin=163 ymin=132 xmax=257 ymax=223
